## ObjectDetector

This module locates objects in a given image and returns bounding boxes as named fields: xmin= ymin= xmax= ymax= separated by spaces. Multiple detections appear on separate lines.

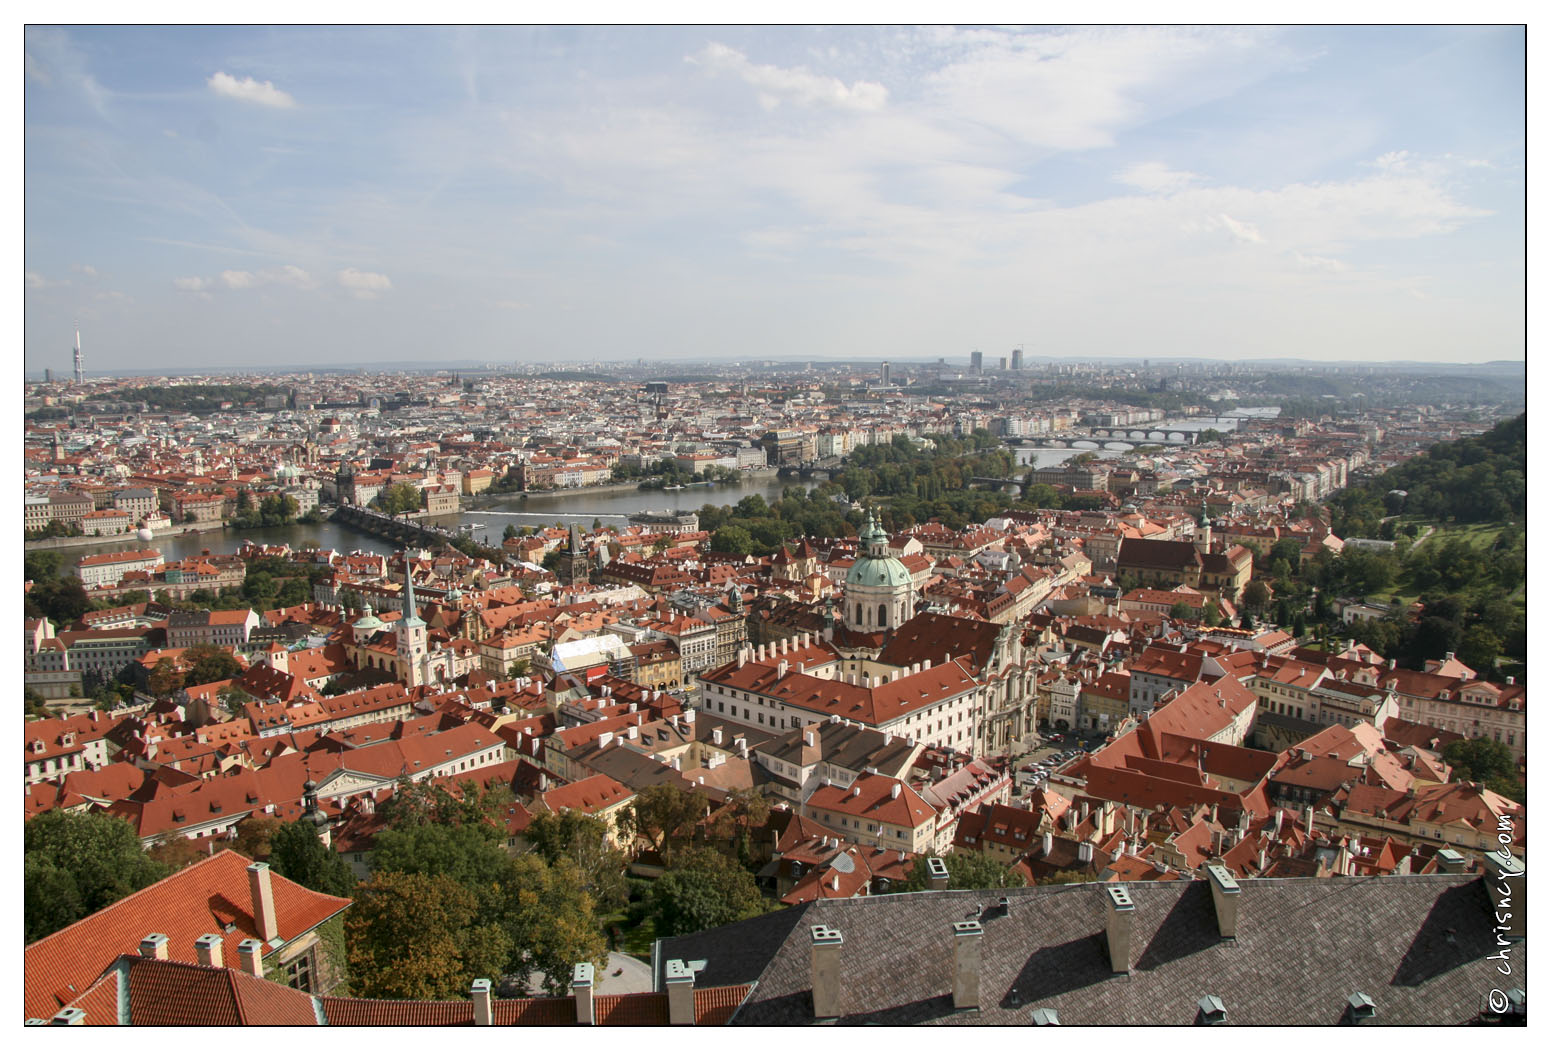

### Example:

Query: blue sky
xmin=23 ymin=25 xmax=1525 ymax=373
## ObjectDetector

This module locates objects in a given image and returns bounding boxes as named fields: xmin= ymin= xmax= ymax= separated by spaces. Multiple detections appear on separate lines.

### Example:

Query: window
xmin=284 ymin=951 xmax=315 ymax=993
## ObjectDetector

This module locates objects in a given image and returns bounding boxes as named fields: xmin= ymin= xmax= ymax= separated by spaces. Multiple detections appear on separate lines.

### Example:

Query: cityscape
xmin=22 ymin=26 xmax=1527 ymax=1029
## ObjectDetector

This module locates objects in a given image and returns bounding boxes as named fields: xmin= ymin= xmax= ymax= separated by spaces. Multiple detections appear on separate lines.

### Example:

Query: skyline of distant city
xmin=25 ymin=25 xmax=1525 ymax=373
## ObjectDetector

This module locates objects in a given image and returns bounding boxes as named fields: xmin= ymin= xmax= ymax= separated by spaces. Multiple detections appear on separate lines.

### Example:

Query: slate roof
xmin=656 ymin=873 xmax=1509 ymax=1025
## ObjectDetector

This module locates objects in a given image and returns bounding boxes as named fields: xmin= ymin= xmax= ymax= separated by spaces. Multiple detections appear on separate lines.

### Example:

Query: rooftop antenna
xmin=73 ymin=324 xmax=84 ymax=385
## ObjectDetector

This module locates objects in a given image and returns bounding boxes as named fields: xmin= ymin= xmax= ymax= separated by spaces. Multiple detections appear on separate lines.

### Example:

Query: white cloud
xmin=207 ymin=71 xmax=296 ymax=109
xmin=26 ymin=271 xmax=48 ymax=288
xmin=175 ymin=266 xmax=316 ymax=294
xmin=1293 ymin=252 xmax=1348 ymax=273
xmin=338 ymin=268 xmax=392 ymax=298
xmin=271 ymin=265 xmax=316 ymax=289
xmin=24 ymin=51 xmax=50 ymax=84
xmin=95 ymin=290 xmax=132 ymax=303
xmin=1218 ymin=213 xmax=1265 ymax=244
xmin=70 ymin=263 xmax=98 ymax=278
xmin=1116 ymin=162 xmax=1202 ymax=194
xmin=689 ymin=43 xmax=887 ymax=112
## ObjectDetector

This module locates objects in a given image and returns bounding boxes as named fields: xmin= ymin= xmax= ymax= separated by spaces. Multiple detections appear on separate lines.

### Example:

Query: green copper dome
xmin=847 ymin=509 xmax=912 ymax=589
xmin=847 ymin=555 xmax=914 ymax=590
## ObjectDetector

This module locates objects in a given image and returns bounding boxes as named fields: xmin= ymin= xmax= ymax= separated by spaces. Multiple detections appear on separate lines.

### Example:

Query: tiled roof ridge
xmin=27 ymin=848 xmax=253 ymax=951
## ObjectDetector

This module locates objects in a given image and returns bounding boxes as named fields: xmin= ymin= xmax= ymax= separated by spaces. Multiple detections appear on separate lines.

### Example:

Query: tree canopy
xmin=269 ymin=820 xmax=357 ymax=896
xmin=523 ymin=810 xmax=628 ymax=914
xmin=648 ymin=847 xmax=765 ymax=936
xmin=620 ymin=783 xmax=707 ymax=862
xmin=345 ymin=871 xmax=512 ymax=1001
xmin=897 ymin=851 xmax=1022 ymax=892
xmin=25 ymin=810 xmax=170 ymax=942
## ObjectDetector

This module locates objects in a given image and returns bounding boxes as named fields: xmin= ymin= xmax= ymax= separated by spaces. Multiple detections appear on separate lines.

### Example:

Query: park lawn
xmin=599 ymin=902 xmax=659 ymax=960
xmin=1367 ymin=519 xmax=1520 ymax=608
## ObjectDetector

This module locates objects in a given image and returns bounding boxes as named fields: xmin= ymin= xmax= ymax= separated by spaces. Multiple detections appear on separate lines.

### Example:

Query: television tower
xmin=72 ymin=325 xmax=84 ymax=385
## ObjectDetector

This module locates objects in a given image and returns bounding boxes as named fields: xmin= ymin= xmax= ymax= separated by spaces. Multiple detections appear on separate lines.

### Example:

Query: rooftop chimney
xmin=194 ymin=933 xmax=224 ymax=968
xmin=1196 ymin=994 xmax=1227 ymax=1025
xmin=810 ymin=924 xmax=844 ymax=1019
xmin=1104 ymin=884 xmax=1135 ymax=974
xmin=1303 ymin=804 xmax=1315 ymax=837
xmin=1435 ymin=848 xmax=1467 ymax=874
xmin=926 ymin=856 xmax=950 ymax=891
xmin=139 ymin=933 xmax=169 ymax=960
xmin=665 ymin=959 xmax=696 ymax=1025
xmin=571 ymin=962 xmax=595 ymax=1025
xmin=1204 ymin=864 xmax=1241 ymax=939
xmin=471 ymin=978 xmax=493 ymax=1026
xmin=952 ymin=920 xmax=984 ymax=1010
xmin=712 ymin=727 xmax=723 ymax=746
xmin=50 ymin=1009 xmax=86 ymax=1026
xmin=1029 ymin=1008 xmax=1061 ymax=1026
xmin=1345 ymin=991 xmax=1376 ymax=1025
xmin=1042 ymin=832 xmax=1053 ymax=856
xmin=237 ymin=938 xmax=265 ymax=977
xmin=247 ymin=862 xmax=279 ymax=943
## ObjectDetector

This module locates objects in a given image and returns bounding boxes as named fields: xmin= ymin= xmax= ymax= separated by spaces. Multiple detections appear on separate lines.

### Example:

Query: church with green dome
xmin=843 ymin=510 xmax=916 ymax=636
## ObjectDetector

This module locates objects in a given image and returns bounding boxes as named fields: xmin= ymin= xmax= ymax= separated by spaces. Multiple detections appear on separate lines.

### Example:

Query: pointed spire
xmin=401 ymin=548 xmax=423 ymax=626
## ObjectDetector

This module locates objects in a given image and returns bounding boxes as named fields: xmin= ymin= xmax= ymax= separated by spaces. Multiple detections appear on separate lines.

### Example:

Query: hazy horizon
xmin=25 ymin=26 xmax=1526 ymax=373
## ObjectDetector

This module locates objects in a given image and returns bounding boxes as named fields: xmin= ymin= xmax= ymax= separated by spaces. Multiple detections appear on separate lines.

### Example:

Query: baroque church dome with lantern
xmin=843 ymin=510 xmax=915 ymax=635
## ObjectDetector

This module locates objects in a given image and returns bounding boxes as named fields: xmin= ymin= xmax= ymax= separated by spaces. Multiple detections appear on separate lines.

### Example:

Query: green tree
xmin=24 ymin=688 xmax=51 ymax=720
xmin=496 ymin=854 xmax=610 ymax=995
xmin=703 ymin=787 xmax=772 ymax=868
xmin=269 ymin=820 xmax=357 ymax=896
xmin=376 ymin=483 xmax=423 ymax=516
xmin=231 ymin=814 xmax=283 ymax=861
xmin=898 ymin=851 xmax=1021 ymax=892
xmin=1440 ymin=737 xmax=1516 ymax=785
xmin=1456 ymin=625 xmax=1502 ymax=676
xmin=25 ymin=810 xmax=171 ymax=942
xmin=1241 ymin=579 xmax=1272 ymax=613
xmin=345 ymin=871 xmax=512 ymax=1001
xmin=710 ymin=524 xmax=755 ymax=557
xmin=1168 ymin=601 xmax=1192 ymax=621
xmin=147 ymin=657 xmax=185 ymax=698
xmin=146 ymin=834 xmax=210 ymax=872
xmin=183 ymin=644 xmax=242 ymax=687
xmin=371 ymin=822 xmax=512 ymax=892
xmin=507 ymin=658 xmax=532 ymax=679
xmin=523 ymin=810 xmax=628 ymax=913
xmin=648 ymin=848 xmax=765 ymax=936
xmin=503 ymin=523 xmax=520 ymax=541
xmin=620 ymin=783 xmax=706 ymax=862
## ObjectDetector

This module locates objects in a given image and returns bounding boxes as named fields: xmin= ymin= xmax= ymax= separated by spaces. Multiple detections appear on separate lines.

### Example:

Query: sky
xmin=22 ymin=25 xmax=1527 ymax=373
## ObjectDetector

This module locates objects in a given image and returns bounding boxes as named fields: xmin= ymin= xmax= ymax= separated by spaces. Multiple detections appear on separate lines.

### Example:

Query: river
xmin=48 ymin=443 xmax=1127 ymax=578
xmin=45 ymin=473 xmax=820 ymax=573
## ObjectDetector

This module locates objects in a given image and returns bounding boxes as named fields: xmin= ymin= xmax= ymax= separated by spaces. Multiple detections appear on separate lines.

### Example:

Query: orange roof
xmin=538 ymin=773 xmax=633 ymax=815
xmin=24 ymin=850 xmax=352 ymax=1021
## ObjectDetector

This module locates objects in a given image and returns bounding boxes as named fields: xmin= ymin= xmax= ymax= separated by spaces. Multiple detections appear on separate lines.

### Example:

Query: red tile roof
xmin=23 ymin=850 xmax=351 ymax=1021
xmin=125 ymin=957 xmax=322 ymax=1025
